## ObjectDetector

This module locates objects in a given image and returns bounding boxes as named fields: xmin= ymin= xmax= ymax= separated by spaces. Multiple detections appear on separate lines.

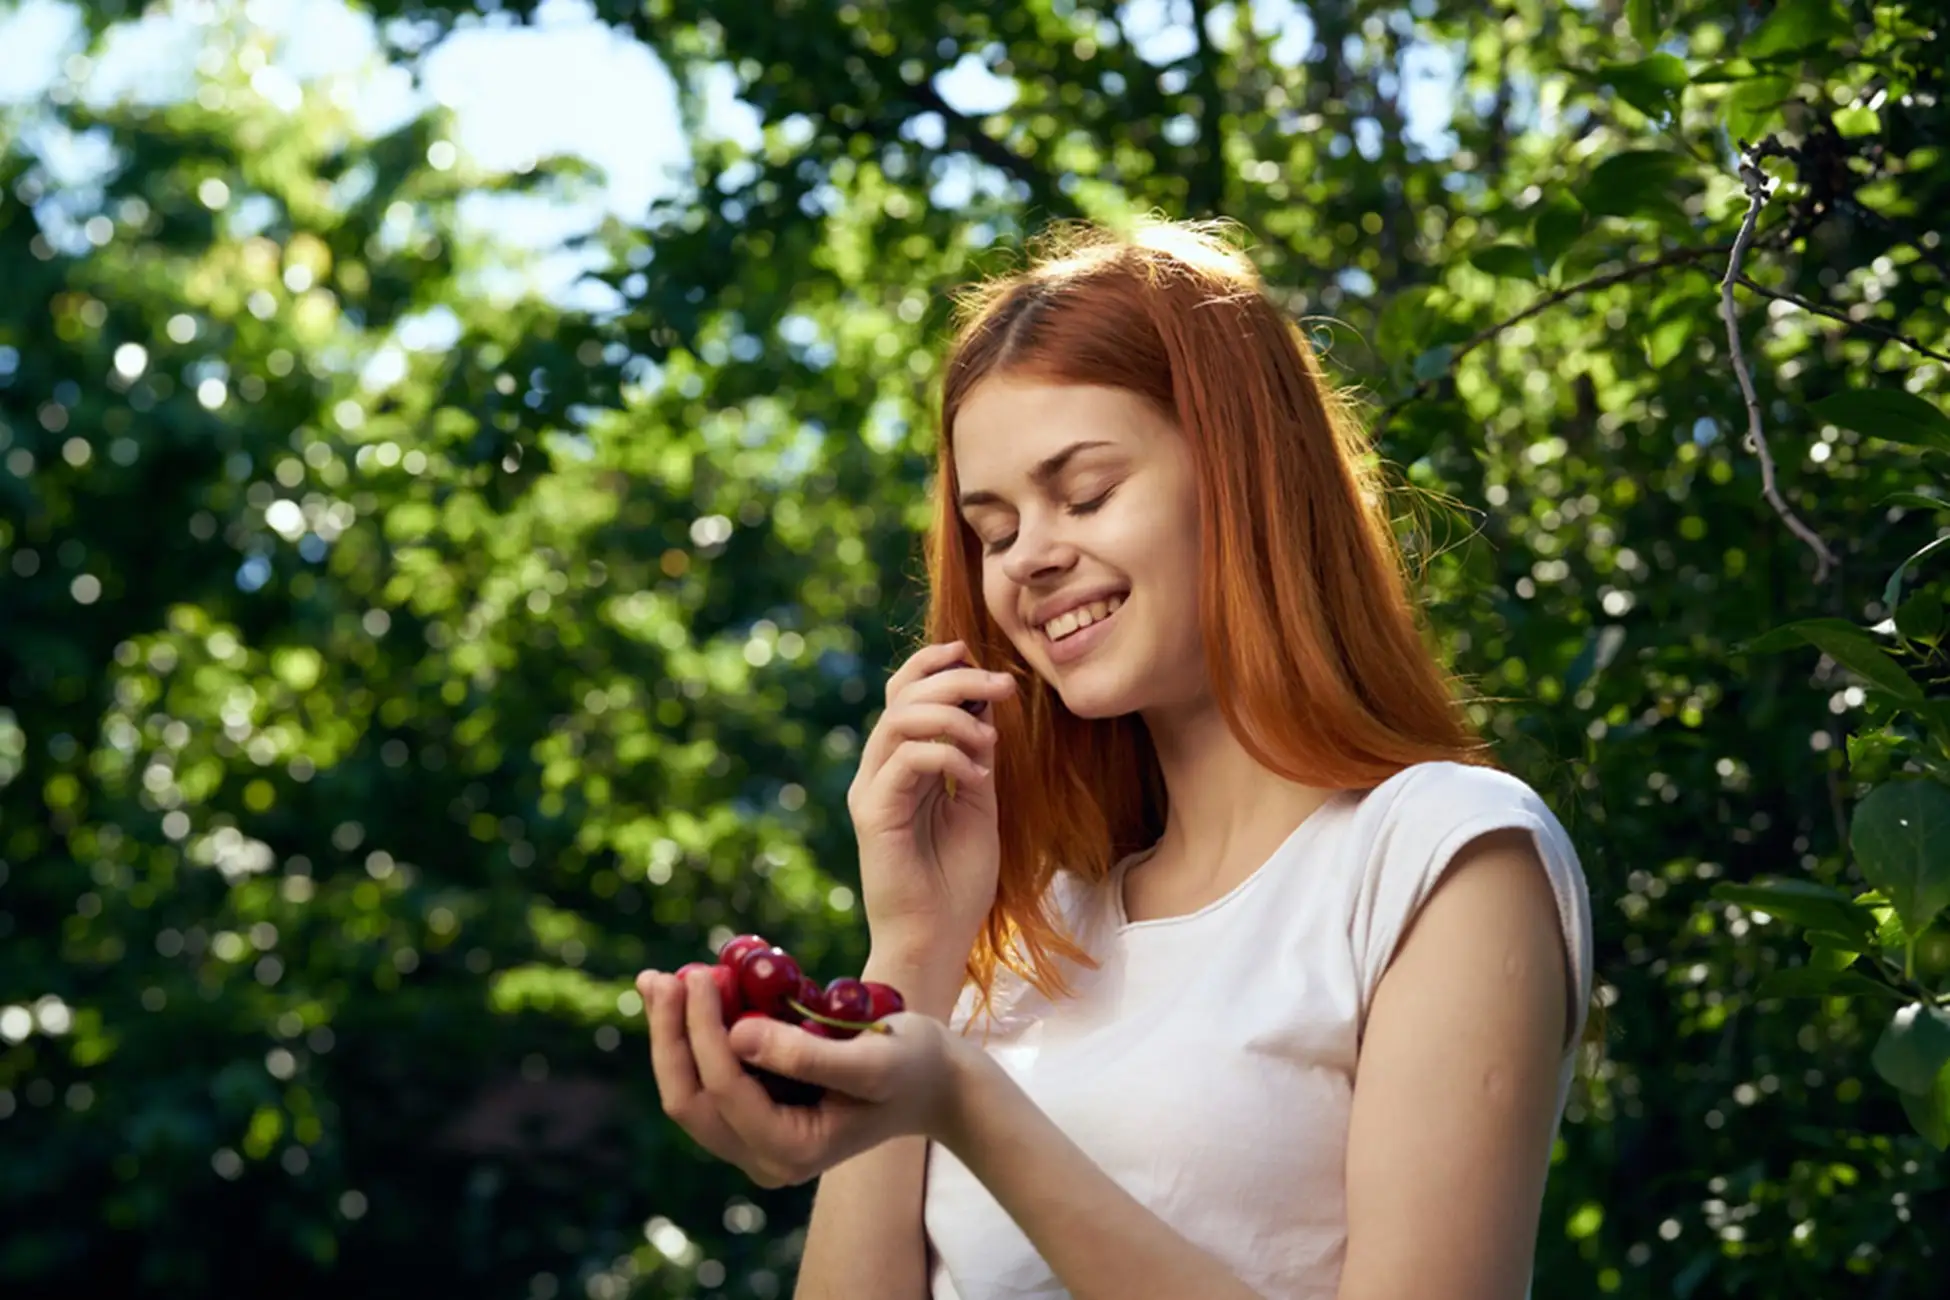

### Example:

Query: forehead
xmin=951 ymin=378 xmax=1169 ymax=487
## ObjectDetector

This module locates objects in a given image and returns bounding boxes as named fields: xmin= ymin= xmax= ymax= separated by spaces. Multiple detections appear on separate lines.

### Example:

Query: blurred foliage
xmin=3 ymin=0 xmax=1948 ymax=1296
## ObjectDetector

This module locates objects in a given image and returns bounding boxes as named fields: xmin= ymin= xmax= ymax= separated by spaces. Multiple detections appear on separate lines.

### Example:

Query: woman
xmin=637 ymin=219 xmax=1595 ymax=1300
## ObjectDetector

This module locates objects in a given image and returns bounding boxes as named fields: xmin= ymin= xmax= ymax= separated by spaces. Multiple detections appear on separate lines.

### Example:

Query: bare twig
xmin=1374 ymin=244 xmax=1732 ymax=434
xmin=1184 ymin=0 xmax=1230 ymax=214
xmin=1720 ymin=155 xmax=1838 ymax=584
xmin=905 ymin=82 xmax=1075 ymax=215
xmin=1733 ymin=274 xmax=1950 ymax=365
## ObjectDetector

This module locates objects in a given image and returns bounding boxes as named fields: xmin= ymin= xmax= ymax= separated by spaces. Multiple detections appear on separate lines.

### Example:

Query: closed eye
xmin=979 ymin=487 xmax=1117 ymax=555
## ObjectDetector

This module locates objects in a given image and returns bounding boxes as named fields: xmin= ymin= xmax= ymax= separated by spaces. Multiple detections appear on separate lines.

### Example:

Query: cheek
xmin=980 ymin=563 xmax=1017 ymax=629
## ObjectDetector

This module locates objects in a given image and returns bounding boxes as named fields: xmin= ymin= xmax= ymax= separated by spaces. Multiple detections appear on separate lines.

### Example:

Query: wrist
xmin=861 ymin=947 xmax=967 ymax=1021
xmin=930 ymin=1029 xmax=1007 ymax=1154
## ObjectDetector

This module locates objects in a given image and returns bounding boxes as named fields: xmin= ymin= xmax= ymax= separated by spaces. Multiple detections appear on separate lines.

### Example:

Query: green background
xmin=3 ymin=0 xmax=1947 ymax=1295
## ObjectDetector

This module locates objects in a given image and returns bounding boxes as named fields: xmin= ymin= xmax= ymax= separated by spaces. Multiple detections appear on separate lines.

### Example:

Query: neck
xmin=1137 ymin=695 xmax=1337 ymax=891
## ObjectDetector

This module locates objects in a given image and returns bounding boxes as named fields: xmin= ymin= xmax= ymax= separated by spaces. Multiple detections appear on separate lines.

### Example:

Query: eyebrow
xmin=957 ymin=440 xmax=1118 ymax=510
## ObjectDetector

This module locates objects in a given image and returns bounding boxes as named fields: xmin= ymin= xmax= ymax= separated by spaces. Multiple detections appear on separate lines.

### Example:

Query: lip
xmin=1041 ymin=597 xmax=1122 ymax=667
xmin=1026 ymin=586 xmax=1129 ymax=630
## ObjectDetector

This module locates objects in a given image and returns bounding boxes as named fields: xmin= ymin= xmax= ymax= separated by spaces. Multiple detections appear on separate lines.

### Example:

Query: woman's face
xmin=952 ymin=377 xmax=1207 ymax=720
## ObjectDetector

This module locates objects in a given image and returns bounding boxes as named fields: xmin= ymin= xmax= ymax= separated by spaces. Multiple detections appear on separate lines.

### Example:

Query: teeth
xmin=1041 ymin=595 xmax=1123 ymax=642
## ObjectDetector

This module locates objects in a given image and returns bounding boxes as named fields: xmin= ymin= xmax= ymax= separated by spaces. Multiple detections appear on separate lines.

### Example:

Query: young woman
xmin=637 ymin=219 xmax=1595 ymax=1300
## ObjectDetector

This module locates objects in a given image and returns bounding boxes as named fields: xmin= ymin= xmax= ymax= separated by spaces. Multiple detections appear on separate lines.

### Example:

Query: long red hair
xmin=923 ymin=219 xmax=1496 ymax=1009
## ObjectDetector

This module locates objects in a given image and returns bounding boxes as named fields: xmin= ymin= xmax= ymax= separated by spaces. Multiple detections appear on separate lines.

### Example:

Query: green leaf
xmin=1846 ymin=728 xmax=1902 ymax=784
xmin=1850 ymin=780 xmax=1950 ymax=935
xmin=1578 ymin=150 xmax=1692 ymax=224
xmin=1895 ymin=589 xmax=1944 ymax=641
xmin=1626 ymin=0 xmax=1669 ymax=49
xmin=1757 ymin=967 xmax=1901 ymax=1000
xmin=1412 ymin=345 xmax=1456 ymax=382
xmin=1870 ymin=1003 xmax=1950 ymax=1094
xmin=1531 ymin=191 xmax=1588 ymax=269
xmin=1898 ymin=1065 xmax=1950 ymax=1150
xmin=1378 ymin=284 xmax=1437 ymax=360
xmin=1809 ymin=389 xmax=1950 ymax=455
xmin=1690 ymin=59 xmax=1759 ymax=84
xmin=1740 ymin=618 xmax=1923 ymax=702
xmin=1741 ymin=0 xmax=1852 ymax=61
xmin=1711 ymin=878 xmax=1877 ymax=944
xmin=1470 ymin=242 xmax=1541 ymax=280
xmin=1597 ymin=54 xmax=1690 ymax=119
xmin=1880 ymin=491 xmax=1950 ymax=513
xmin=1803 ymin=938 xmax=1860 ymax=970
xmin=1726 ymin=75 xmax=1793 ymax=142
xmin=1833 ymin=105 xmax=1880 ymax=137
xmin=1884 ymin=534 xmax=1950 ymax=610
xmin=1642 ymin=316 xmax=1692 ymax=369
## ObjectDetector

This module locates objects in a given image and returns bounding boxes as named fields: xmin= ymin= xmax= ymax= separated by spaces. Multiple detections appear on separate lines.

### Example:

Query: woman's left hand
xmin=638 ymin=967 xmax=967 ymax=1189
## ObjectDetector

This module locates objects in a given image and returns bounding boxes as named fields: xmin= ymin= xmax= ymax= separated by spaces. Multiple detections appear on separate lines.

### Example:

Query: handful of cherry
xmin=676 ymin=934 xmax=906 ymax=1107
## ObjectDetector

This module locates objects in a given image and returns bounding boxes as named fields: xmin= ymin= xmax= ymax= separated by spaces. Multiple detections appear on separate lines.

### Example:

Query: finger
xmin=900 ymin=665 xmax=1018 ymax=716
xmin=883 ymin=640 xmax=975 ymax=707
xmin=729 ymin=1015 xmax=903 ymax=1104
xmin=858 ymin=700 xmax=998 ymax=777
xmin=642 ymin=973 xmax=751 ymax=1157
xmin=642 ymin=972 xmax=706 ymax=1112
xmin=685 ymin=966 xmax=776 ymax=1113
xmin=889 ymin=737 xmax=993 ymax=799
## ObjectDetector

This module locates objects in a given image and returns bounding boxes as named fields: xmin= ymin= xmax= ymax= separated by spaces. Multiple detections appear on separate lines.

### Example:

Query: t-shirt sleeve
xmin=1348 ymin=762 xmax=1595 ymax=1052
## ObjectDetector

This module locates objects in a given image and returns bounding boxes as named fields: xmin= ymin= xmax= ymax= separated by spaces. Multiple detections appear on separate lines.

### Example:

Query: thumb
xmin=728 ymin=1017 xmax=897 ymax=1100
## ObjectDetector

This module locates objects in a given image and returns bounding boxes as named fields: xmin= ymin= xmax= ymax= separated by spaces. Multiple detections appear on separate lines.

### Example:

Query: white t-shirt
xmin=922 ymin=760 xmax=1596 ymax=1300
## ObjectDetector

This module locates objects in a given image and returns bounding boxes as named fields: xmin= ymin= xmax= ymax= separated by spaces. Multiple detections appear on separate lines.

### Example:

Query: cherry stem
xmin=786 ymin=998 xmax=893 ymax=1034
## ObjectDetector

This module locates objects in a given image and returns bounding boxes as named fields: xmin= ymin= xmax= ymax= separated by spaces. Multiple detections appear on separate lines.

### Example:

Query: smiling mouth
xmin=1039 ymin=594 xmax=1124 ymax=643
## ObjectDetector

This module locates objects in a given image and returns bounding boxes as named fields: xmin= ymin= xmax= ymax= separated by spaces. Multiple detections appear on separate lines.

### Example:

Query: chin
xmin=1042 ymin=665 xmax=1150 ymax=721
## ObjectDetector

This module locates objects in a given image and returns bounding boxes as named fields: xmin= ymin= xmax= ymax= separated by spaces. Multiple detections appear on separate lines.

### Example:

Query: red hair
xmin=924 ymin=219 xmax=1497 ymax=1010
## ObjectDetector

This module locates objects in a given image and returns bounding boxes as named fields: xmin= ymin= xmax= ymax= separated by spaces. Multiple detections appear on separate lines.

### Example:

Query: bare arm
xmin=1338 ymin=828 xmax=1575 ymax=1300
xmin=938 ymin=1048 xmax=1267 ymax=1300
xmin=931 ymin=827 xmax=1574 ymax=1300
xmin=793 ymin=952 xmax=963 ymax=1300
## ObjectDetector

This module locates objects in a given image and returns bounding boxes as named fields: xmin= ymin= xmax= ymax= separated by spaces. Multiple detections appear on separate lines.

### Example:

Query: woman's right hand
xmin=846 ymin=641 xmax=1018 ymax=977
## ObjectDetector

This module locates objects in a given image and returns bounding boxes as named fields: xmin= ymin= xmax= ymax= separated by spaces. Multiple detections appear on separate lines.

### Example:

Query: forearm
xmin=794 ymin=951 xmax=964 ymax=1300
xmin=938 ymin=1048 xmax=1264 ymax=1300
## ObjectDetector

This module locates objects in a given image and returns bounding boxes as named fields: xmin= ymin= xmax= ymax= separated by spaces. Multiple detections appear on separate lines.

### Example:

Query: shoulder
xmin=1343 ymin=759 xmax=1593 ymax=1044
xmin=1359 ymin=759 xmax=1562 ymax=835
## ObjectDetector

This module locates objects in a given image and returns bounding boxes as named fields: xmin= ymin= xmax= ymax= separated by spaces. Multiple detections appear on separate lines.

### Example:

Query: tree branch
xmin=903 ymin=81 xmax=1077 ymax=218
xmin=1733 ymin=274 xmax=1950 ymax=365
xmin=1374 ymin=243 xmax=1733 ymax=434
xmin=1720 ymin=155 xmax=1837 ymax=584
xmin=1184 ymin=0 xmax=1230 ymax=214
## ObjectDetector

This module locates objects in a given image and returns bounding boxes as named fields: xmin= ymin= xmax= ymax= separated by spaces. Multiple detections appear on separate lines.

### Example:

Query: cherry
xmin=863 ymin=981 xmax=905 ymax=1020
xmin=663 ymin=938 xmax=910 ymax=1111
xmin=738 ymin=947 xmax=803 ymax=1018
xmin=793 ymin=976 xmax=826 ymax=1022
xmin=824 ymin=976 xmax=873 ymax=1020
xmin=718 ymin=934 xmax=771 ymax=970
xmin=675 ymin=961 xmax=743 ymax=1024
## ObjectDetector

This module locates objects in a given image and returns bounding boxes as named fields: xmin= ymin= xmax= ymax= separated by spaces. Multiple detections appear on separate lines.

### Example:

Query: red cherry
xmin=738 ymin=947 xmax=803 ymax=1018
xmin=799 ymin=1021 xmax=838 ymax=1039
xmin=824 ymin=977 xmax=873 ymax=1023
xmin=718 ymin=934 xmax=771 ymax=970
xmin=710 ymin=965 xmax=743 ymax=1023
xmin=792 ymin=976 xmax=826 ymax=1022
xmin=863 ymin=981 xmax=906 ymax=1020
xmin=676 ymin=962 xmax=744 ymax=1024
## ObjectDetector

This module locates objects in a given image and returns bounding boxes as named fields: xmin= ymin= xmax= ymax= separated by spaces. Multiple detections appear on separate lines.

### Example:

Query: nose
xmin=999 ymin=512 xmax=1078 ymax=589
